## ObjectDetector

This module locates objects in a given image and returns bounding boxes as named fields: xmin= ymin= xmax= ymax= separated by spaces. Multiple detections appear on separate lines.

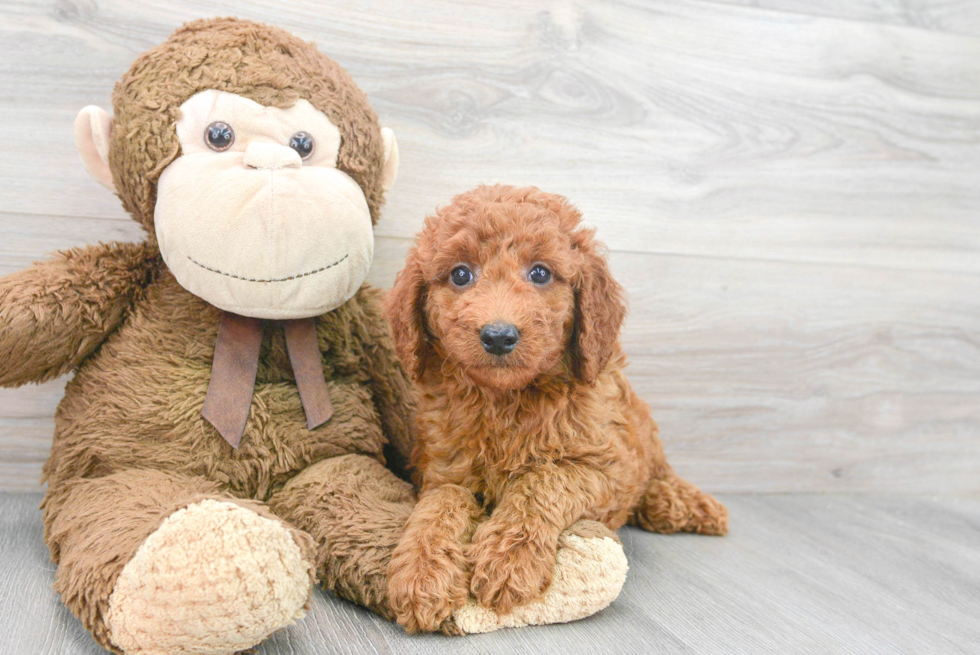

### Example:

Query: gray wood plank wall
xmin=0 ymin=0 xmax=978 ymax=493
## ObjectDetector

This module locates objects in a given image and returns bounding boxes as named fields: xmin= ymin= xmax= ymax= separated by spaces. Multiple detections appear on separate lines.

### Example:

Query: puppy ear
xmin=572 ymin=231 xmax=627 ymax=384
xmin=384 ymin=250 xmax=430 ymax=380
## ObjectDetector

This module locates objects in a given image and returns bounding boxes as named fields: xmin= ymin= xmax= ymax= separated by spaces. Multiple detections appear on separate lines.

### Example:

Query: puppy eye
xmin=450 ymin=265 xmax=474 ymax=287
xmin=205 ymin=121 xmax=235 ymax=151
xmin=289 ymin=132 xmax=315 ymax=160
xmin=528 ymin=265 xmax=552 ymax=285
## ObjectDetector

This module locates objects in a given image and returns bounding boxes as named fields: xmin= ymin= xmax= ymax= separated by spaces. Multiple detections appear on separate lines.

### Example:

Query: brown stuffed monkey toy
xmin=0 ymin=18 xmax=628 ymax=655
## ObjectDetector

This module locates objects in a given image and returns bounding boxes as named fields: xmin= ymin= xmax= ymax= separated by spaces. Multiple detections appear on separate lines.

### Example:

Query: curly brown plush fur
xmin=384 ymin=185 xmax=728 ymax=632
xmin=0 ymin=18 xmax=416 ymax=654
xmin=24 ymin=256 xmax=418 ymax=651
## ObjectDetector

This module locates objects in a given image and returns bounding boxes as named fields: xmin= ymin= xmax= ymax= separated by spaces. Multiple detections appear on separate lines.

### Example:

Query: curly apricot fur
xmin=384 ymin=185 xmax=728 ymax=629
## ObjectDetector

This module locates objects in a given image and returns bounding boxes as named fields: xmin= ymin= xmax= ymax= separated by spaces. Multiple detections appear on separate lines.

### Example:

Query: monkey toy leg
xmin=269 ymin=454 xmax=630 ymax=634
xmin=268 ymin=454 xmax=415 ymax=619
xmin=43 ymin=469 xmax=316 ymax=655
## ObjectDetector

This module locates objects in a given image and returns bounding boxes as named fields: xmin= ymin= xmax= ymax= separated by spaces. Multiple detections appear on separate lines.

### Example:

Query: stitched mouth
xmin=187 ymin=253 xmax=349 ymax=283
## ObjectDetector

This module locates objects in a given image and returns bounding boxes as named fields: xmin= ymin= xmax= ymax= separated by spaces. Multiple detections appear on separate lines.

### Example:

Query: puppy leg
xmin=631 ymin=470 xmax=728 ymax=535
xmin=453 ymin=519 xmax=628 ymax=633
xmin=469 ymin=463 xmax=608 ymax=614
xmin=387 ymin=484 xmax=483 ymax=633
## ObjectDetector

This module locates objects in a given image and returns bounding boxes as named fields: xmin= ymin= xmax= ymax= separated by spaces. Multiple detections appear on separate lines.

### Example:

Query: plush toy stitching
xmin=187 ymin=253 xmax=349 ymax=283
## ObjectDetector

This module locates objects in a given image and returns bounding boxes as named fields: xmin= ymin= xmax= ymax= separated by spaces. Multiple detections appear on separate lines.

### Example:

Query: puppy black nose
xmin=480 ymin=322 xmax=520 ymax=355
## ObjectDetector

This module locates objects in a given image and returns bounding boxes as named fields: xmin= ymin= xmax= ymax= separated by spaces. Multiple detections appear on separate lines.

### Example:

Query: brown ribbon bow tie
xmin=201 ymin=312 xmax=334 ymax=449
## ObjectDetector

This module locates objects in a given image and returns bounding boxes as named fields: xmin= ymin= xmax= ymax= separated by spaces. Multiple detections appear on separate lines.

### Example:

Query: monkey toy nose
xmin=243 ymin=142 xmax=303 ymax=170
xmin=480 ymin=322 xmax=520 ymax=355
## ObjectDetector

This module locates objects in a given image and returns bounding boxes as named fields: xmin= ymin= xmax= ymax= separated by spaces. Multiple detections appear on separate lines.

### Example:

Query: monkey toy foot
xmin=451 ymin=520 xmax=628 ymax=634
xmin=104 ymin=499 xmax=315 ymax=655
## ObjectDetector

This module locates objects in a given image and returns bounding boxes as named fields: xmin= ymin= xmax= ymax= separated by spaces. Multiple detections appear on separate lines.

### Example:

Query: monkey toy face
xmin=74 ymin=19 xmax=398 ymax=319
xmin=154 ymin=90 xmax=386 ymax=318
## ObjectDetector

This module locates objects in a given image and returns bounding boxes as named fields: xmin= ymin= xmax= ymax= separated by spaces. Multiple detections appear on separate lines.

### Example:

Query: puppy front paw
xmin=468 ymin=520 xmax=556 ymax=614
xmin=388 ymin=539 xmax=470 ymax=633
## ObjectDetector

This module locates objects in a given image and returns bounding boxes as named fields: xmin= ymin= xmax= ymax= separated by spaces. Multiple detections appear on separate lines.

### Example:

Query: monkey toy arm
xmin=0 ymin=241 xmax=155 ymax=387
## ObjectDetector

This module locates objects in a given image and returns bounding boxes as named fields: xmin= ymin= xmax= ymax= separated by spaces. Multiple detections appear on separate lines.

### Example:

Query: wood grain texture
xmin=710 ymin=0 xmax=980 ymax=37
xmin=2 ymin=492 xmax=979 ymax=654
xmin=0 ymin=0 xmax=978 ymax=492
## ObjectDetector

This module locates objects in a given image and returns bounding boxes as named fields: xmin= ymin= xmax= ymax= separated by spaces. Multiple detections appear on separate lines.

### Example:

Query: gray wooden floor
xmin=2 ymin=492 xmax=978 ymax=655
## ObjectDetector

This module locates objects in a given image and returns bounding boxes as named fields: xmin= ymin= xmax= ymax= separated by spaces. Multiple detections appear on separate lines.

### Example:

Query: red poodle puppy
xmin=384 ymin=184 xmax=727 ymax=633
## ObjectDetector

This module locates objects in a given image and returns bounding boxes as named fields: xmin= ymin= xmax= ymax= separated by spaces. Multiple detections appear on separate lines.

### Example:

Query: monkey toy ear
xmin=381 ymin=126 xmax=399 ymax=192
xmin=74 ymin=106 xmax=116 ymax=192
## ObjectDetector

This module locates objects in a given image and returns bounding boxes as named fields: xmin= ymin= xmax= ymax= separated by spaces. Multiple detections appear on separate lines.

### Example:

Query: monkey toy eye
xmin=450 ymin=265 xmax=474 ymax=287
xmin=529 ymin=264 xmax=552 ymax=285
xmin=204 ymin=121 xmax=235 ymax=151
xmin=289 ymin=132 xmax=315 ymax=160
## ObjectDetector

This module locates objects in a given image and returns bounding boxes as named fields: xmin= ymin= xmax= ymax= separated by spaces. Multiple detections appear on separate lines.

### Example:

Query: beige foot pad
xmin=453 ymin=520 xmax=628 ymax=634
xmin=106 ymin=499 xmax=314 ymax=655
